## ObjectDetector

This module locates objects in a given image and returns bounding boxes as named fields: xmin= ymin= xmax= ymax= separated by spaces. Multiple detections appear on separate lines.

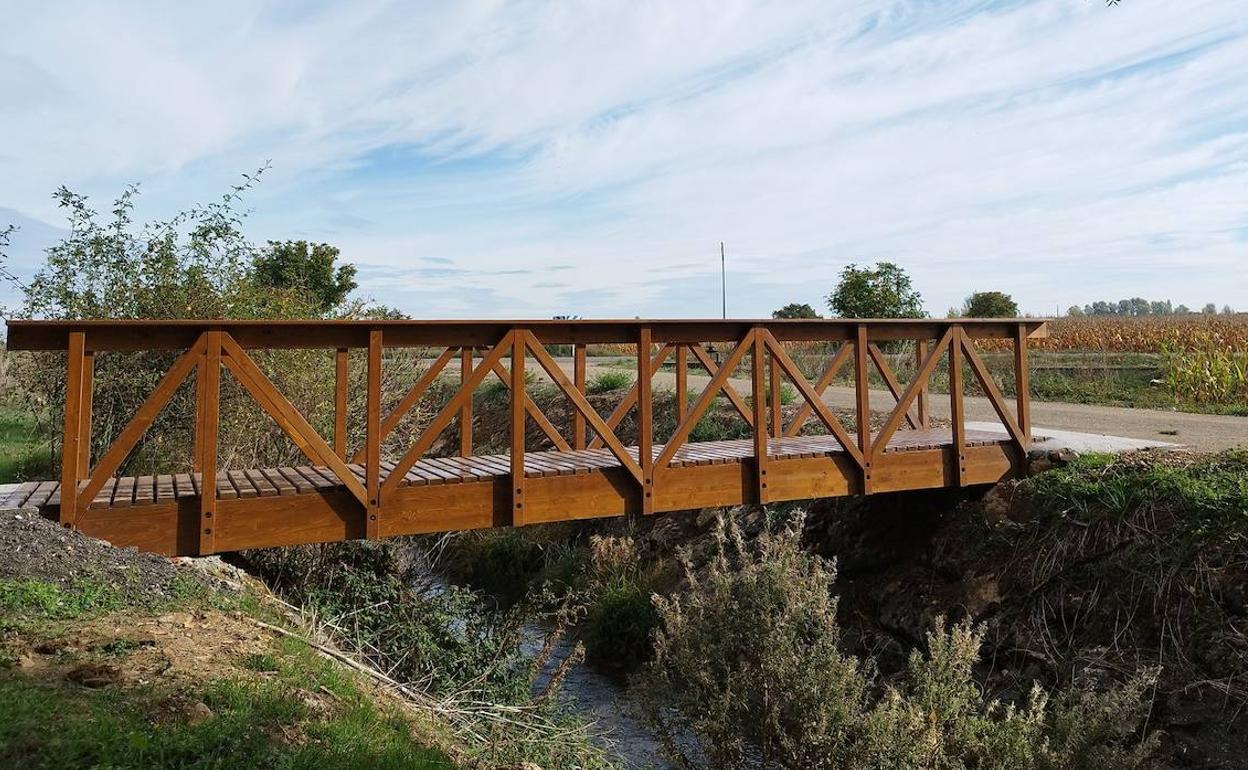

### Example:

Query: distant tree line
xmin=1067 ymin=299 xmax=1235 ymax=317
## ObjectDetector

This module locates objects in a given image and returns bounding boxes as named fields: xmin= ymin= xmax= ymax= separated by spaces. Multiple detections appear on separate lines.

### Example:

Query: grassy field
xmin=0 ymin=407 xmax=51 ymax=484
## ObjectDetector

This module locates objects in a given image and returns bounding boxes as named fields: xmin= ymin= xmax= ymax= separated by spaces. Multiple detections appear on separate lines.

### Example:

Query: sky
xmin=1 ymin=0 xmax=1246 ymax=319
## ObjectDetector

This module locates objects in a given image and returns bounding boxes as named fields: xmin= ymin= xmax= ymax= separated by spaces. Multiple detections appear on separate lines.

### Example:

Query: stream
xmin=521 ymin=623 xmax=669 ymax=768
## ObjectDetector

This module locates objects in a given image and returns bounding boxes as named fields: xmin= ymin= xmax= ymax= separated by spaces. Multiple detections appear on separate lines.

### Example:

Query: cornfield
xmin=1032 ymin=315 xmax=1248 ymax=354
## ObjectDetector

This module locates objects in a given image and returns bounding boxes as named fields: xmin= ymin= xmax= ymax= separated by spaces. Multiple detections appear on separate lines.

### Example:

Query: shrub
xmin=638 ymin=514 xmax=1158 ymax=770
xmin=577 ymin=536 xmax=662 ymax=673
xmin=587 ymin=371 xmax=633 ymax=394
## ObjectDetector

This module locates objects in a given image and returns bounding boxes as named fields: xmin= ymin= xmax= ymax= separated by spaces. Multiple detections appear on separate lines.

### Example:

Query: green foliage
xmin=0 ymin=578 xmax=124 ymax=621
xmin=962 ymin=290 xmax=1020 ymax=318
xmin=827 ymin=262 xmax=925 ymax=319
xmin=5 ymin=173 xmax=388 ymax=477
xmin=0 ymin=405 xmax=52 ymax=483
xmin=639 ymin=514 xmax=1158 ymax=770
xmin=253 ymin=240 xmax=358 ymax=313
xmin=772 ymin=302 xmax=821 ymax=319
xmin=0 ymin=675 xmax=454 ymax=770
xmin=578 ymin=536 xmax=663 ymax=673
xmin=587 ymin=370 xmax=633 ymax=394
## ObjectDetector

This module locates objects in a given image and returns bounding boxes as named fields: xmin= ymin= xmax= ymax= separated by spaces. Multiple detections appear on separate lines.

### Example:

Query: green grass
xmin=0 ymin=670 xmax=455 ymax=770
xmin=587 ymin=371 xmax=633 ymax=394
xmin=0 ymin=406 xmax=53 ymax=483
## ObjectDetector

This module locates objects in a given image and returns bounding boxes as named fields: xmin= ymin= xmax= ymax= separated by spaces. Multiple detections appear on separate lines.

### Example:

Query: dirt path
xmin=570 ymin=361 xmax=1247 ymax=452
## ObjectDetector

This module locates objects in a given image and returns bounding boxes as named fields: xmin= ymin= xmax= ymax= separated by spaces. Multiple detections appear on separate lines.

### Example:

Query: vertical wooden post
xmin=769 ymin=346 xmax=782 ymax=438
xmin=637 ymin=327 xmax=654 ymax=514
xmin=573 ymin=344 xmax=587 ymax=450
xmin=854 ymin=325 xmax=872 ymax=493
xmin=197 ymin=332 xmax=221 ymax=554
xmin=915 ymin=339 xmax=929 ymax=429
xmin=334 ymin=347 xmax=349 ymax=460
xmin=78 ymin=351 xmax=94 ymax=478
xmin=365 ymin=330 xmax=382 ymax=538
xmin=949 ymin=327 xmax=966 ymax=486
xmin=752 ymin=328 xmax=768 ymax=505
xmin=1014 ymin=323 xmax=1031 ymax=446
xmin=460 ymin=347 xmax=474 ymax=457
xmin=675 ymin=344 xmax=687 ymax=423
xmin=510 ymin=332 xmax=526 ymax=525
xmin=59 ymin=331 xmax=87 ymax=528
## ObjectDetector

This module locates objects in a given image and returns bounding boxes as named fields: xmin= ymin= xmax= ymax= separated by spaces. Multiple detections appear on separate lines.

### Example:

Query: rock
xmin=186 ymin=701 xmax=214 ymax=725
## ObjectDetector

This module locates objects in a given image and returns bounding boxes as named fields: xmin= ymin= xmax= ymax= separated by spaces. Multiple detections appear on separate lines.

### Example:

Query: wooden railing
xmin=6 ymin=318 xmax=1046 ymax=552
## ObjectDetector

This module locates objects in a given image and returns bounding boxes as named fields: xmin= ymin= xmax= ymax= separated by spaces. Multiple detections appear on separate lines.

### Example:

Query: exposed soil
xmin=0 ymin=507 xmax=210 ymax=601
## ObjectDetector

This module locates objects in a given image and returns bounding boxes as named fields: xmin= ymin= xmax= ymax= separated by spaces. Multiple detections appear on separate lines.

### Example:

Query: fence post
xmin=197 ymin=331 xmax=221 ymax=554
xmin=769 ymin=345 xmax=782 ymax=438
xmin=59 ymin=331 xmax=87 ymax=528
xmin=675 ymin=344 xmax=687 ymax=424
xmin=637 ymin=327 xmax=654 ymax=514
xmin=366 ymin=330 xmax=382 ymax=538
xmin=854 ymin=325 xmax=872 ymax=493
xmin=78 ymin=350 xmax=94 ymax=478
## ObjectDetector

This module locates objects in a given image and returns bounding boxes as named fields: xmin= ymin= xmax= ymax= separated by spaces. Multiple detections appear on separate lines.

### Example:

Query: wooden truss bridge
xmin=3 ymin=319 xmax=1045 ymax=557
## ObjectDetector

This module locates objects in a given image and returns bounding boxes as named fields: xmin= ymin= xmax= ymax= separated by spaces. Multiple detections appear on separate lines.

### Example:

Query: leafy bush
xmin=638 ymin=514 xmax=1158 ymax=770
xmin=587 ymin=370 xmax=633 ymax=394
xmin=577 ymin=536 xmax=663 ymax=674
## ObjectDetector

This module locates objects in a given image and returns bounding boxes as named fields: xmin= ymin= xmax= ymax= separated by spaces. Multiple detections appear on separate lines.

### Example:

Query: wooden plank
xmin=156 ymin=475 xmax=176 ymax=503
xmin=854 ymin=325 xmax=871 ymax=493
xmin=260 ymin=467 xmax=297 ymax=495
xmin=675 ymin=344 xmax=688 ymax=425
xmin=134 ymin=475 xmax=155 ymax=506
xmin=228 ymin=470 xmax=259 ymax=499
xmin=111 ymin=476 xmax=135 ymax=508
xmin=686 ymin=343 xmax=754 ymax=428
xmin=871 ymin=327 xmax=956 ymax=457
xmin=915 ymin=340 xmax=929 ymax=428
xmin=961 ymin=335 xmax=1028 ymax=452
xmin=762 ymin=331 xmax=863 ymax=468
xmin=245 ymin=469 xmax=279 ymax=497
xmin=78 ymin=351 xmax=93 ymax=479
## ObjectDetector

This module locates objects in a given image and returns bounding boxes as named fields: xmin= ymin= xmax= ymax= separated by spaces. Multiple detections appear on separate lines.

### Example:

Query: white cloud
xmin=1 ymin=0 xmax=1245 ymax=317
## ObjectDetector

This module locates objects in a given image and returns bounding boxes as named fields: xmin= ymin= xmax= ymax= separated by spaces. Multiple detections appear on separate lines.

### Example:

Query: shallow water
xmin=521 ymin=623 xmax=669 ymax=768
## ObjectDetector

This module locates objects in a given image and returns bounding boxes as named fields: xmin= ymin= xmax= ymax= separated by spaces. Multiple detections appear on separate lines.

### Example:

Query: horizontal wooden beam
xmin=6 ymin=318 xmax=1049 ymax=352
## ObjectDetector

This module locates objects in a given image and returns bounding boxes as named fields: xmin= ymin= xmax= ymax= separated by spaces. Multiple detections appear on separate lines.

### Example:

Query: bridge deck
xmin=3 ymin=428 xmax=1006 ymax=512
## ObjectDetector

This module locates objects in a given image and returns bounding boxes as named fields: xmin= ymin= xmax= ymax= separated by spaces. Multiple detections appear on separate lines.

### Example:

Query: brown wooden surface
xmin=5 ymin=317 xmax=1044 ymax=557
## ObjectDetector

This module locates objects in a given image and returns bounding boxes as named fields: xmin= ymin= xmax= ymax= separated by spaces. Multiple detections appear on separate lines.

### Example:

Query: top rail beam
xmin=7 ymin=318 xmax=1049 ymax=352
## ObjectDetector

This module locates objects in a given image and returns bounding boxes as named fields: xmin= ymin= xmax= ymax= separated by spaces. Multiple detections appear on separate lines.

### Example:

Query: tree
xmin=772 ymin=302 xmax=821 ymax=319
xmin=252 ymin=240 xmax=357 ymax=314
xmin=1202 ymin=303 xmax=1218 ymax=315
xmin=1174 ymin=304 xmax=1191 ymax=314
xmin=1066 ymin=305 xmax=1085 ymax=317
xmin=827 ymin=262 xmax=924 ymax=319
xmin=961 ymin=291 xmax=1019 ymax=318
xmin=1222 ymin=305 xmax=1236 ymax=315
xmin=1150 ymin=300 xmax=1173 ymax=316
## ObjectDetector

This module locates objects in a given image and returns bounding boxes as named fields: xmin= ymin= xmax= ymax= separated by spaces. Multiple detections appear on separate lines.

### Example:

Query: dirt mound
xmin=0 ymin=508 xmax=209 ymax=602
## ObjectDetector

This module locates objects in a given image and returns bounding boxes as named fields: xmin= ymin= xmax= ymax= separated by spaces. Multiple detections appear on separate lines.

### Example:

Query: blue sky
xmin=1 ymin=0 xmax=1245 ymax=318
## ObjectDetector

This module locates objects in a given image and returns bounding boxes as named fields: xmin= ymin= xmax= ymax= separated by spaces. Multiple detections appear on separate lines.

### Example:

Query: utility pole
xmin=720 ymin=241 xmax=726 ymax=319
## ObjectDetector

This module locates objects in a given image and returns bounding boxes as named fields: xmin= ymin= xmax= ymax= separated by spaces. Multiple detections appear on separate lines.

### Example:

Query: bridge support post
xmin=1014 ymin=323 xmax=1031 ymax=446
xmin=511 ymin=331 xmax=526 ymax=525
xmin=949 ymin=327 xmax=967 ymax=486
xmin=854 ymin=325 xmax=872 ymax=494
xmin=752 ymin=327 xmax=769 ymax=505
xmin=638 ymin=328 xmax=654 ymax=514
xmin=366 ymin=330 xmax=382 ymax=539
xmin=197 ymin=331 xmax=221 ymax=554
xmin=58 ymin=331 xmax=87 ymax=528
xmin=675 ymin=345 xmax=687 ymax=422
